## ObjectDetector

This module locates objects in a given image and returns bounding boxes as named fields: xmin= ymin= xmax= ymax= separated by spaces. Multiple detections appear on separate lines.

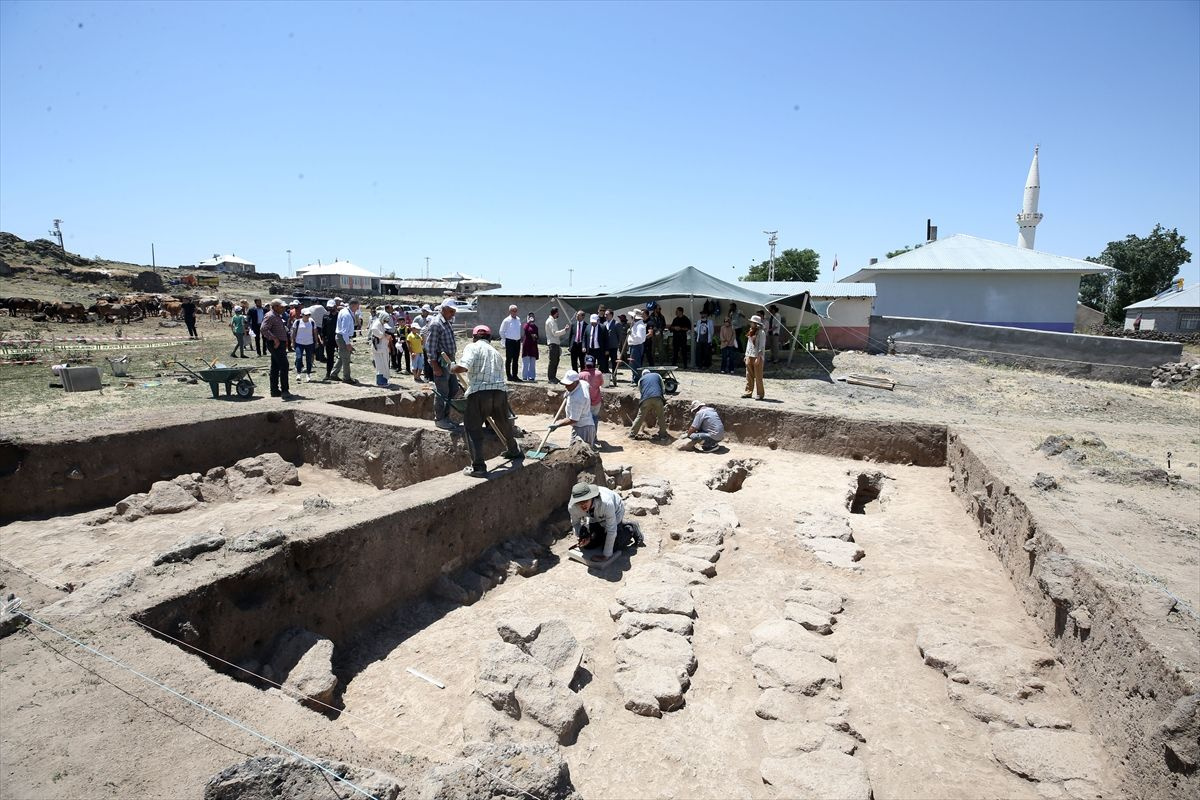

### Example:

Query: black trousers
xmin=464 ymin=389 xmax=519 ymax=469
xmin=267 ymin=341 xmax=290 ymax=395
xmin=504 ymin=338 xmax=521 ymax=380
xmin=587 ymin=347 xmax=604 ymax=373
xmin=323 ymin=335 xmax=337 ymax=377
xmin=251 ymin=325 xmax=262 ymax=355
xmin=696 ymin=341 xmax=713 ymax=368
xmin=672 ymin=337 xmax=688 ymax=368
xmin=183 ymin=315 xmax=197 ymax=338
xmin=547 ymin=343 xmax=562 ymax=383
xmin=569 ymin=343 xmax=584 ymax=372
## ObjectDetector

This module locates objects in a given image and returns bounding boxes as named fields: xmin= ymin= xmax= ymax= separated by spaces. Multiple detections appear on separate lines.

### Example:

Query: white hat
xmin=439 ymin=299 xmax=457 ymax=311
xmin=421 ymin=304 xmax=432 ymax=312
xmin=589 ymin=313 xmax=599 ymax=323
xmin=689 ymin=401 xmax=705 ymax=414
xmin=326 ymin=299 xmax=337 ymax=308
xmin=290 ymin=299 xmax=300 ymax=306
xmin=561 ymin=370 xmax=580 ymax=385
xmin=233 ymin=305 xmax=243 ymax=312
xmin=632 ymin=309 xmax=644 ymax=318
xmin=750 ymin=315 xmax=763 ymax=324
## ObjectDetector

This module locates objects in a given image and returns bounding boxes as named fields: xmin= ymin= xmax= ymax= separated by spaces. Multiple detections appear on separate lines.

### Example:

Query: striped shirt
xmin=459 ymin=340 xmax=507 ymax=395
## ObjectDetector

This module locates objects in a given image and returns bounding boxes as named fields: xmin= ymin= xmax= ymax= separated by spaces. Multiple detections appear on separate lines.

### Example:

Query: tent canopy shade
xmin=561 ymin=266 xmax=813 ymax=319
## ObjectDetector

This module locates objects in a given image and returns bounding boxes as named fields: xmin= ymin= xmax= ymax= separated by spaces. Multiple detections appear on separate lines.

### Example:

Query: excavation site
xmin=1 ymin=385 xmax=1197 ymax=800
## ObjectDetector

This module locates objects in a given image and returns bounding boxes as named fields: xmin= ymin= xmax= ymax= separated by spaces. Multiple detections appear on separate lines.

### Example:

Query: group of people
xmin=493 ymin=298 xmax=786 ymax=402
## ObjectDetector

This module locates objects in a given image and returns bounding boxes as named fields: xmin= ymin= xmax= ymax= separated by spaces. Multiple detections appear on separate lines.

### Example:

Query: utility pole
xmin=568 ymin=268 xmax=574 ymax=287
xmin=425 ymin=256 xmax=430 ymax=279
xmin=151 ymin=243 xmax=156 ymax=272
xmin=763 ymin=230 xmax=778 ymax=281
xmin=286 ymin=249 xmax=292 ymax=275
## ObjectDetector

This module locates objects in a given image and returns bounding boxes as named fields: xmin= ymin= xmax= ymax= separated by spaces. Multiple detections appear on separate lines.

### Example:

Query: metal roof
xmin=1124 ymin=283 xmax=1199 ymax=311
xmin=299 ymin=260 xmax=378 ymax=278
xmin=841 ymin=234 xmax=1116 ymax=282
xmin=196 ymin=254 xmax=255 ymax=267
xmin=476 ymin=285 xmax=612 ymax=297
xmin=748 ymin=281 xmax=876 ymax=298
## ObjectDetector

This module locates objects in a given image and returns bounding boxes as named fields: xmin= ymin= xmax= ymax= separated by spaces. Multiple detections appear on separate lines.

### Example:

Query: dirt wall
xmin=134 ymin=444 xmax=598 ymax=669
xmin=947 ymin=431 xmax=1198 ymax=797
xmin=0 ymin=411 xmax=299 ymax=521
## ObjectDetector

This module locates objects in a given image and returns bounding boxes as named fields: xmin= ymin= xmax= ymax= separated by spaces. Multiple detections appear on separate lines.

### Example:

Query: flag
xmin=832 ymin=254 xmax=838 ymax=273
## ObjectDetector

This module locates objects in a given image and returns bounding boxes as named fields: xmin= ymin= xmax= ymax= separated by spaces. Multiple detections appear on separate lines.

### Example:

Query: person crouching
xmin=568 ymin=482 xmax=640 ymax=563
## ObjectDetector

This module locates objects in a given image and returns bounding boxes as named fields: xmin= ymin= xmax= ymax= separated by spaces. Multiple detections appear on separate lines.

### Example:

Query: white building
xmin=842 ymin=234 xmax=1113 ymax=333
xmin=300 ymin=261 xmax=381 ymax=295
xmin=195 ymin=253 xmax=256 ymax=274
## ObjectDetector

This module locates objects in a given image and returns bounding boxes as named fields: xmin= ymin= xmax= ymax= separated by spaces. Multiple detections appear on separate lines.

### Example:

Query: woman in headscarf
xmin=521 ymin=312 xmax=539 ymax=381
xmin=368 ymin=310 xmax=393 ymax=387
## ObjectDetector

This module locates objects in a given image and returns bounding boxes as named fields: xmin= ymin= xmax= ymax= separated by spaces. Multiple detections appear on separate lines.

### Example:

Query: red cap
xmin=472 ymin=324 xmax=492 ymax=336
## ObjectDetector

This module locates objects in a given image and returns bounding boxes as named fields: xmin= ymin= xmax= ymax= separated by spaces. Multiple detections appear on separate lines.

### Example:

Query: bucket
xmin=106 ymin=356 xmax=132 ymax=377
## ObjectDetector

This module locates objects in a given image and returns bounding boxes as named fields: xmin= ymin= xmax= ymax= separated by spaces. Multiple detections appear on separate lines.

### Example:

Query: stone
xmin=231 ymin=453 xmax=300 ymax=487
xmin=991 ymin=729 xmax=1104 ymax=783
xmin=1037 ymin=435 xmax=1075 ymax=457
xmin=421 ymin=740 xmax=579 ymax=800
xmin=115 ymin=492 xmax=147 ymax=516
xmin=795 ymin=510 xmax=855 ymax=542
xmin=1026 ymin=711 xmax=1073 ymax=730
xmin=759 ymin=751 xmax=872 ymax=800
xmin=433 ymin=574 xmax=470 ymax=605
xmin=783 ymin=602 xmax=838 ymax=635
xmin=615 ymin=628 xmax=697 ymax=687
xmin=615 ymin=584 xmax=696 ymax=618
xmin=277 ymin=633 xmax=338 ymax=707
xmin=204 ymin=755 xmax=402 ymax=800
xmin=614 ymin=664 xmax=686 ymax=717
xmin=496 ymin=617 xmax=583 ymax=688
xmin=803 ymin=538 xmax=865 ymax=570
xmin=760 ymin=721 xmax=831 ymax=756
xmin=678 ymin=545 xmax=721 ymax=563
xmin=142 ymin=480 xmax=199 ymax=514
xmin=705 ymin=458 xmax=760 ymax=492
xmin=153 ymin=531 xmax=226 ymax=564
xmin=615 ymin=612 xmax=694 ymax=640
xmin=746 ymin=619 xmax=837 ymax=662
xmin=916 ymin=624 xmax=1056 ymax=696
xmin=633 ymin=562 xmax=707 ymax=587
xmin=1158 ymin=693 xmax=1200 ymax=772
xmin=1069 ymin=607 xmax=1092 ymax=632
xmin=948 ymin=684 xmax=1025 ymax=727
xmin=752 ymin=647 xmax=841 ymax=695
xmin=228 ymin=528 xmax=286 ymax=552
xmin=1031 ymin=473 xmax=1060 ymax=491
xmin=171 ymin=473 xmax=203 ymax=500
xmin=662 ymin=553 xmax=717 ymax=578
xmin=625 ymin=497 xmax=660 ymax=517
xmin=302 ymin=494 xmax=334 ymax=511
xmin=453 ymin=569 xmax=496 ymax=604
xmin=786 ymin=588 xmax=845 ymax=615
xmin=476 ymin=641 xmax=586 ymax=744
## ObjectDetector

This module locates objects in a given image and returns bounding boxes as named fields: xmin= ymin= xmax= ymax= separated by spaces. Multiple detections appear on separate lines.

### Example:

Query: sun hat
xmin=326 ymin=299 xmax=336 ymax=308
xmin=472 ymin=324 xmax=491 ymax=336
xmin=302 ymin=307 xmax=311 ymax=315
xmin=689 ymin=401 xmax=705 ymax=414
xmin=561 ymin=370 xmax=580 ymax=385
xmin=570 ymin=482 xmax=601 ymax=503
xmin=750 ymin=315 xmax=763 ymax=324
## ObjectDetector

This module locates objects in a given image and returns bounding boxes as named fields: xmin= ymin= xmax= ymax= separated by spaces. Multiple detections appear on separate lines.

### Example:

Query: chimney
xmin=926 ymin=219 xmax=938 ymax=242
xmin=213 ymin=253 xmax=219 ymax=259
xmin=869 ymin=258 xmax=878 ymax=266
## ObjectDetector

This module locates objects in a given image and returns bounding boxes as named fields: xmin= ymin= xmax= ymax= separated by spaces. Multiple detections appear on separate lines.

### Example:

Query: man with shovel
xmin=550 ymin=370 xmax=596 ymax=448
xmin=451 ymin=324 xmax=522 ymax=477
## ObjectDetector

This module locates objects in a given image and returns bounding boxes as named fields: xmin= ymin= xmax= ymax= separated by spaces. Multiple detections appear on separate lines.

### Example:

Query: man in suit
xmin=584 ymin=313 xmax=608 ymax=373
xmin=569 ymin=309 xmax=587 ymax=372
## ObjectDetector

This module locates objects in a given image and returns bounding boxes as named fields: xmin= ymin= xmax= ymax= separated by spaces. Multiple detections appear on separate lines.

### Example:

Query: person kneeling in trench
xmin=677 ymin=401 xmax=725 ymax=452
xmin=568 ymin=482 xmax=643 ymax=562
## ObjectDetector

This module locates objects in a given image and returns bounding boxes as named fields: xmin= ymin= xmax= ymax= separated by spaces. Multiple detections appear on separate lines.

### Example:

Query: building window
xmin=1180 ymin=313 xmax=1199 ymax=331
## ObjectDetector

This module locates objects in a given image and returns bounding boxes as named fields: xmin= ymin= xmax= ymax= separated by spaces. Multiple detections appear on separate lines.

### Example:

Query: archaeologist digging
xmin=629 ymin=366 xmax=669 ymax=439
xmin=677 ymin=401 xmax=725 ymax=452
xmin=550 ymin=370 xmax=596 ymax=448
xmin=451 ymin=325 xmax=523 ymax=477
xmin=568 ymin=482 xmax=642 ymax=562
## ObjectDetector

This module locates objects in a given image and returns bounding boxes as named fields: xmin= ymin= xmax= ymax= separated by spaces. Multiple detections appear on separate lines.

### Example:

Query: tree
xmin=743 ymin=248 xmax=820 ymax=282
xmin=886 ymin=246 xmax=914 ymax=259
xmin=1082 ymin=224 xmax=1191 ymax=325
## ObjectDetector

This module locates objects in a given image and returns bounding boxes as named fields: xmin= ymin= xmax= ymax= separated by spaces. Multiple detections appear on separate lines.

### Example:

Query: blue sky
xmin=1 ymin=0 xmax=1197 ymax=291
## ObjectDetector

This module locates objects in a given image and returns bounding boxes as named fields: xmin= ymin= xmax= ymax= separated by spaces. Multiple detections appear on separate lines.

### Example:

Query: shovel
xmin=526 ymin=394 xmax=569 ymax=460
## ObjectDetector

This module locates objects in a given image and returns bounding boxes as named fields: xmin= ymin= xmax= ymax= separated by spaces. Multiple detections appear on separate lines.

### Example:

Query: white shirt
xmin=628 ymin=320 xmax=647 ymax=346
xmin=545 ymin=314 xmax=568 ymax=345
xmin=746 ymin=327 xmax=767 ymax=359
xmin=307 ymin=305 xmax=327 ymax=327
xmin=498 ymin=314 xmax=523 ymax=342
xmin=564 ymin=383 xmax=592 ymax=428
xmin=292 ymin=318 xmax=316 ymax=346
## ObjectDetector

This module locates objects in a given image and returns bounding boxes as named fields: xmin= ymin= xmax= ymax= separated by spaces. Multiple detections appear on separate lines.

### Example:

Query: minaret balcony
xmin=1016 ymin=212 xmax=1044 ymax=224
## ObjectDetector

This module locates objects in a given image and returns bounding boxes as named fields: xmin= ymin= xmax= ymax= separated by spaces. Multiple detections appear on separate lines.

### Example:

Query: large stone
xmin=795 ymin=510 xmax=855 ymax=541
xmin=759 ymin=751 xmax=872 ymax=800
xmin=762 ymin=721 xmax=856 ymax=757
xmin=496 ymin=617 xmax=583 ymax=688
xmin=476 ymin=641 xmax=586 ymax=745
xmin=615 ymin=584 xmax=696 ymax=618
xmin=676 ymin=504 xmax=739 ymax=547
xmin=634 ymin=562 xmax=707 ymax=587
xmin=613 ymin=664 xmax=686 ymax=717
xmin=204 ymin=755 xmax=401 ymax=800
xmin=948 ymin=684 xmax=1025 ymax=727
xmin=746 ymin=619 xmax=837 ymax=662
xmin=615 ymin=612 xmax=694 ymax=640
xmin=115 ymin=492 xmax=148 ymax=517
xmin=231 ymin=453 xmax=300 ymax=487
xmin=990 ymin=729 xmax=1105 ymax=783
xmin=269 ymin=628 xmax=338 ymax=707
xmin=706 ymin=458 xmax=760 ymax=492
xmin=143 ymin=480 xmax=199 ymax=515
xmin=615 ymin=628 xmax=697 ymax=687
xmin=755 ymin=687 xmax=830 ymax=723
xmin=1158 ymin=693 xmax=1200 ymax=773
xmin=783 ymin=601 xmax=837 ymax=635
xmin=752 ymin=647 xmax=841 ymax=695
xmin=228 ymin=528 xmax=287 ymax=552
xmin=153 ymin=531 xmax=226 ymax=564
xmin=916 ymin=625 xmax=1056 ymax=696
xmin=662 ymin=553 xmax=717 ymax=578
xmin=421 ymin=740 xmax=579 ymax=800
xmin=625 ymin=497 xmax=660 ymax=517
xmin=678 ymin=544 xmax=721 ymax=563
xmin=786 ymin=587 xmax=845 ymax=615
xmin=803 ymin=538 xmax=865 ymax=570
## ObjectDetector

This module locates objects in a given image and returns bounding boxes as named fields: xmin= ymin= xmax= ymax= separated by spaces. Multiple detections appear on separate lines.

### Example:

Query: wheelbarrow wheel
xmin=664 ymin=376 xmax=679 ymax=394
xmin=235 ymin=378 xmax=254 ymax=398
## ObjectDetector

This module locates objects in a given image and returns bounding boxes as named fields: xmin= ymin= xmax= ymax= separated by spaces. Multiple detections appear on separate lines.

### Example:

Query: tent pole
xmin=689 ymin=293 xmax=696 ymax=369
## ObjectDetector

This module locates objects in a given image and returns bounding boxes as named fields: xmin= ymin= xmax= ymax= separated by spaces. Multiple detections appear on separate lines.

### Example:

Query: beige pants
xmin=630 ymin=397 xmax=667 ymax=436
xmin=744 ymin=356 xmax=764 ymax=398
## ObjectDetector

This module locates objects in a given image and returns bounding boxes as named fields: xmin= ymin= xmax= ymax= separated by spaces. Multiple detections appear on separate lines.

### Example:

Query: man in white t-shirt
xmin=626 ymin=309 xmax=648 ymax=381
